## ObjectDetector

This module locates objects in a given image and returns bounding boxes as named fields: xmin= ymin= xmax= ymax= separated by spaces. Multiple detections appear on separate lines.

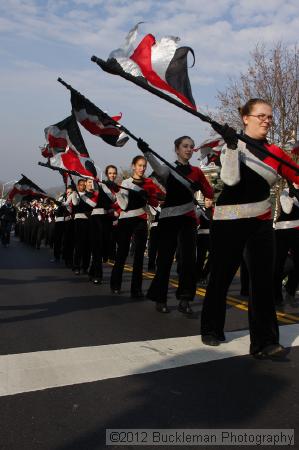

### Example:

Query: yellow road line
xmin=107 ymin=262 xmax=298 ymax=324
xmin=226 ymin=295 xmax=297 ymax=324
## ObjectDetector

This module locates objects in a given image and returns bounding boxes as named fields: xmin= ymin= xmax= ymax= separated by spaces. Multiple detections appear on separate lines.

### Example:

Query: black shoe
xmin=131 ymin=291 xmax=144 ymax=299
xmin=93 ymin=279 xmax=102 ymax=285
xmin=74 ymin=269 xmax=80 ymax=275
xmin=201 ymin=335 xmax=220 ymax=346
xmin=217 ymin=333 xmax=226 ymax=342
xmin=111 ymin=287 xmax=121 ymax=294
xmin=178 ymin=300 xmax=193 ymax=315
xmin=240 ymin=290 xmax=249 ymax=296
xmin=253 ymin=344 xmax=287 ymax=359
xmin=156 ymin=302 xmax=170 ymax=313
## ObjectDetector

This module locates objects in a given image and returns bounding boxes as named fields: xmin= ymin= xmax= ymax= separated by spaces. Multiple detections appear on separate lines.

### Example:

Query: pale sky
xmin=1 ymin=0 xmax=298 ymax=190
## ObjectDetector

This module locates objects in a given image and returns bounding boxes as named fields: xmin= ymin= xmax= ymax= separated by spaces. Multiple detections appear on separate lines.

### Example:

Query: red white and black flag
xmin=99 ymin=23 xmax=196 ymax=110
xmin=43 ymin=115 xmax=97 ymax=178
xmin=71 ymin=90 xmax=129 ymax=147
xmin=44 ymin=115 xmax=88 ymax=156
xmin=196 ymin=137 xmax=224 ymax=168
xmin=8 ymin=174 xmax=47 ymax=202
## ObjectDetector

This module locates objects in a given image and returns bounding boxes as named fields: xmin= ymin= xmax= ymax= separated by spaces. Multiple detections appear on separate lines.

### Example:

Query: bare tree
xmin=217 ymin=42 xmax=299 ymax=146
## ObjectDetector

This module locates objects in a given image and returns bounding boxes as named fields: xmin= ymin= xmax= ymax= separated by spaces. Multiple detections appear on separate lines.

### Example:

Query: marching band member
xmin=196 ymin=197 xmax=213 ymax=286
xmin=138 ymin=136 xmax=213 ymax=314
xmin=104 ymin=165 xmax=119 ymax=263
xmin=147 ymin=204 xmax=161 ymax=272
xmin=88 ymin=177 xmax=116 ymax=284
xmin=200 ymin=98 xmax=299 ymax=358
xmin=71 ymin=179 xmax=94 ymax=275
xmin=51 ymin=186 xmax=73 ymax=264
xmin=110 ymin=155 xmax=162 ymax=298
xmin=274 ymin=182 xmax=299 ymax=306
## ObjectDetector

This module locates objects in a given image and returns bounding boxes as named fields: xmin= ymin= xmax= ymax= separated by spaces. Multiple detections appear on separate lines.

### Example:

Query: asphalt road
xmin=0 ymin=237 xmax=299 ymax=450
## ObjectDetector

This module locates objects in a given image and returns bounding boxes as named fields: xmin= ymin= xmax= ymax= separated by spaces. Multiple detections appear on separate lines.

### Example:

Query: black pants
xmin=44 ymin=221 xmax=51 ymax=247
xmin=53 ymin=222 xmax=65 ymax=260
xmin=89 ymin=215 xmax=112 ymax=279
xmin=201 ymin=218 xmax=279 ymax=354
xmin=47 ymin=222 xmax=55 ymax=248
xmin=196 ymin=233 xmax=210 ymax=280
xmin=63 ymin=220 xmax=74 ymax=266
xmin=1 ymin=221 xmax=13 ymax=245
xmin=30 ymin=219 xmax=38 ymax=247
xmin=147 ymin=216 xmax=197 ymax=303
xmin=108 ymin=225 xmax=118 ymax=262
xmin=110 ymin=217 xmax=147 ymax=293
xmin=24 ymin=219 xmax=33 ymax=244
xmin=285 ymin=263 xmax=299 ymax=296
xmin=35 ymin=221 xmax=44 ymax=249
xmin=73 ymin=219 xmax=90 ymax=271
xmin=274 ymin=229 xmax=299 ymax=300
xmin=147 ymin=226 xmax=159 ymax=270
xmin=240 ymin=251 xmax=250 ymax=295
xmin=14 ymin=222 xmax=19 ymax=237
xmin=19 ymin=222 xmax=25 ymax=242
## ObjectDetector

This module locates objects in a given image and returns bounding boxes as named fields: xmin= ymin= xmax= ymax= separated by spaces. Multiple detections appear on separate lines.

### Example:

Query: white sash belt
xmin=275 ymin=219 xmax=299 ymax=230
xmin=197 ymin=229 xmax=210 ymax=234
xmin=213 ymin=199 xmax=271 ymax=220
xmin=160 ymin=202 xmax=195 ymax=219
xmin=74 ymin=213 xmax=88 ymax=220
xmin=119 ymin=208 xmax=145 ymax=219
xmin=91 ymin=208 xmax=108 ymax=215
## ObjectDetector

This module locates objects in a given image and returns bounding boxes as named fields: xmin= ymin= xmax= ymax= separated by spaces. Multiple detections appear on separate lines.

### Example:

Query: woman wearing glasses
xmin=201 ymin=98 xmax=299 ymax=358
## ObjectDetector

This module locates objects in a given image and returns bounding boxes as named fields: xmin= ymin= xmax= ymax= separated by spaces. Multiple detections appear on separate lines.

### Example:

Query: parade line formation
xmin=1 ymin=24 xmax=299 ymax=361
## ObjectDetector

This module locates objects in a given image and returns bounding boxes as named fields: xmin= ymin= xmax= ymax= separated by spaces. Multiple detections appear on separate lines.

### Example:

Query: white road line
xmin=0 ymin=325 xmax=299 ymax=397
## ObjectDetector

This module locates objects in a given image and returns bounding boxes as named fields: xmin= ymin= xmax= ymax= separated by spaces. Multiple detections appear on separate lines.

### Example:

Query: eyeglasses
xmin=247 ymin=114 xmax=273 ymax=123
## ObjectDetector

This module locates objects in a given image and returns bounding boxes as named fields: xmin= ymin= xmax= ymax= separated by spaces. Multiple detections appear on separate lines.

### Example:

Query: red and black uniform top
xmin=214 ymin=136 xmax=299 ymax=221
xmin=116 ymin=177 xmax=163 ymax=220
xmin=144 ymin=151 xmax=213 ymax=221
xmin=275 ymin=186 xmax=299 ymax=230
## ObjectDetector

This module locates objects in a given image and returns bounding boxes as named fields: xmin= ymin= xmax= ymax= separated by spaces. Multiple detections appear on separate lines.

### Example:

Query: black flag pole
xmin=38 ymin=161 xmax=163 ymax=199
xmin=91 ymin=56 xmax=299 ymax=175
xmin=57 ymin=78 xmax=208 ymax=188
xmin=20 ymin=173 xmax=47 ymax=194
xmin=38 ymin=162 xmax=81 ymax=195
xmin=38 ymin=161 xmax=83 ymax=178
xmin=90 ymin=57 xmax=210 ymax=123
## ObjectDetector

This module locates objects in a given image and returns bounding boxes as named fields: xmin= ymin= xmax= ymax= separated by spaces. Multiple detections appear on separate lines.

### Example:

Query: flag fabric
xmin=196 ymin=137 xmax=224 ymax=168
xmin=70 ymin=90 xmax=129 ymax=147
xmin=40 ymin=144 xmax=53 ymax=159
xmin=44 ymin=115 xmax=88 ymax=157
xmin=44 ymin=115 xmax=97 ymax=178
xmin=50 ymin=148 xmax=97 ymax=178
xmin=8 ymin=175 xmax=47 ymax=202
xmin=106 ymin=23 xmax=196 ymax=110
